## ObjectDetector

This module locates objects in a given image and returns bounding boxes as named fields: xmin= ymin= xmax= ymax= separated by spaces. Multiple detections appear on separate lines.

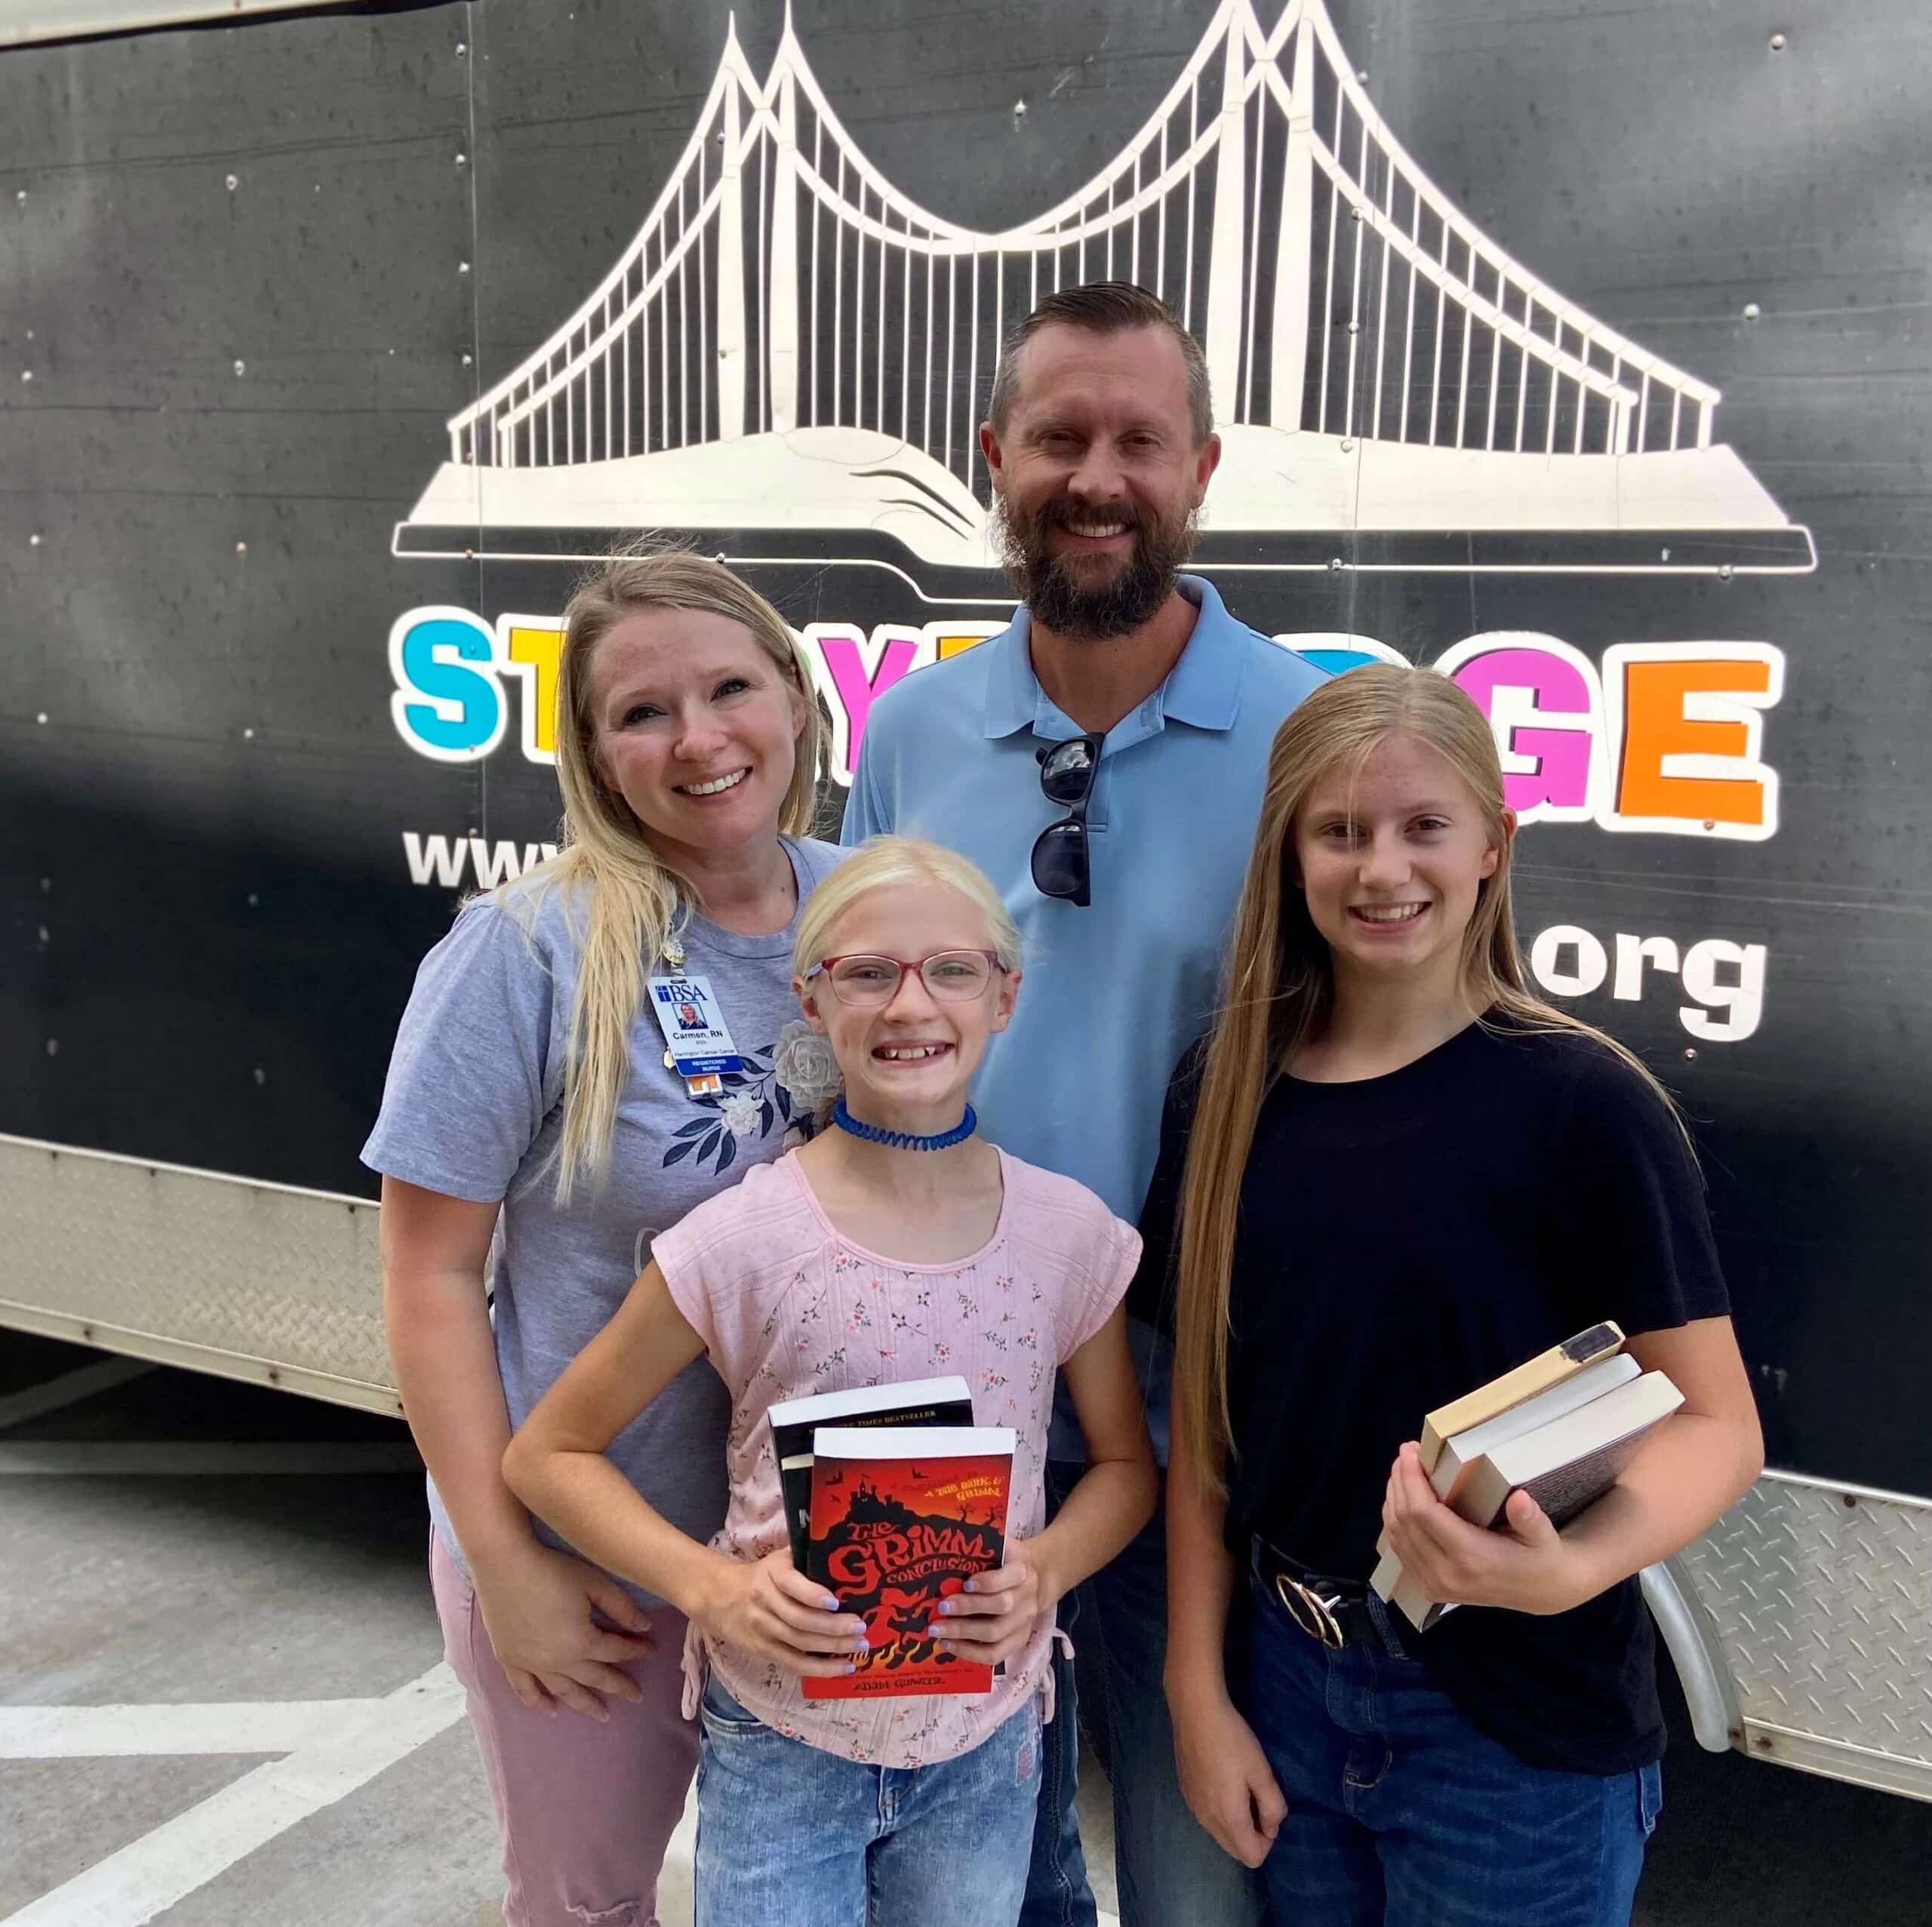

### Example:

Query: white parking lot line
xmin=0 ymin=1666 xmax=466 ymax=1927
xmin=0 ymin=1699 xmax=401 ymax=1760
xmin=0 ymin=1360 xmax=154 ymax=1432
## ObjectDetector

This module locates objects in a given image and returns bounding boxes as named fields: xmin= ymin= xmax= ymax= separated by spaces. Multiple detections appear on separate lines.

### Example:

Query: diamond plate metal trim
xmin=0 ymin=1133 xmax=394 ymax=1406
xmin=1679 ymin=1472 xmax=1932 ymax=1794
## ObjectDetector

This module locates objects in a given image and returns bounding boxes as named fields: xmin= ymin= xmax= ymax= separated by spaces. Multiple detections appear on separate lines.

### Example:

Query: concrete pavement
xmin=1 ymin=1332 xmax=1924 ymax=1925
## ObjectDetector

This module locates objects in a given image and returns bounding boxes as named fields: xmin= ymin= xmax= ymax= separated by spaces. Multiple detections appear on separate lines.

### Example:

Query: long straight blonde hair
xmin=511 ymin=546 xmax=826 ymax=1203
xmin=1173 ymin=663 xmax=1685 ymax=1493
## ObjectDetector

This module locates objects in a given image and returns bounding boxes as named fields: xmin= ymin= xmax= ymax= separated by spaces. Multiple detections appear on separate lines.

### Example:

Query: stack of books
xmin=1371 ymin=1323 xmax=1683 ymax=1631
xmin=765 ymin=1378 xmax=1014 ymax=1698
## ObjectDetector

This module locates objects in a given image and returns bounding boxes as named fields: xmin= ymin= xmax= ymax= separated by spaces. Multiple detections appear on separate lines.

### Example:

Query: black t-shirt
xmin=1131 ymin=1016 xmax=1732 ymax=1776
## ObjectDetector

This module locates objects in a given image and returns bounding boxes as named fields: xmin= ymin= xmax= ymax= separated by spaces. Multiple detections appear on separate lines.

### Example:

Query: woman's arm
xmin=1383 ymin=1315 xmax=1764 ymax=1615
xmin=1164 ymin=1387 xmax=1288 ymax=1867
xmin=503 ymin=1262 xmax=869 ymax=1678
xmin=381 ymin=1179 xmax=524 ymax=1564
xmin=381 ymin=1176 xmax=653 ymax=1718
xmin=931 ymin=1307 xmax=1156 ymax=1665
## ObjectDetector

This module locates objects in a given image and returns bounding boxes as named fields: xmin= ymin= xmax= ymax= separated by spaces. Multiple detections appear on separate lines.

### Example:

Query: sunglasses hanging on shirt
xmin=1031 ymin=732 xmax=1105 ymax=909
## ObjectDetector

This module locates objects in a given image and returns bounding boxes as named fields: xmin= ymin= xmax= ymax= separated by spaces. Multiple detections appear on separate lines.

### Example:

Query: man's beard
xmin=993 ymin=493 xmax=1199 ymax=641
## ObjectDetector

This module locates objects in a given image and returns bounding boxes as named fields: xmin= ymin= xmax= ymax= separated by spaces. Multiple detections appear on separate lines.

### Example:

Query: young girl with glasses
xmin=505 ymin=836 xmax=1158 ymax=1927
xmin=1149 ymin=666 xmax=1763 ymax=1925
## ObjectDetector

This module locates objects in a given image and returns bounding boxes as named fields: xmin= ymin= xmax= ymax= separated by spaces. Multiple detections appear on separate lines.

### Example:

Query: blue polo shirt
xmin=841 ymin=576 xmax=1329 ymax=1452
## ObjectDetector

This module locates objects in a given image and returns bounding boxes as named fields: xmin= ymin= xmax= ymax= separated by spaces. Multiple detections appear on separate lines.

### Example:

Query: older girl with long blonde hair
xmin=365 ymin=549 xmax=844 ymax=1927
xmin=1146 ymin=665 xmax=1762 ymax=1925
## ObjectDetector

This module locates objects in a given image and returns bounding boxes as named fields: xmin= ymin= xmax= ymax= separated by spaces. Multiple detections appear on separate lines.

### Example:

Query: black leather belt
xmin=1252 ymin=1538 xmax=1385 ymax=1652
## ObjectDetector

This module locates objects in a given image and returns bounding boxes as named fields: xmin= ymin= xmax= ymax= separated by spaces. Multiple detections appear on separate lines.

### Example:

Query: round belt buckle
xmin=1273 ymin=1573 xmax=1347 ymax=1650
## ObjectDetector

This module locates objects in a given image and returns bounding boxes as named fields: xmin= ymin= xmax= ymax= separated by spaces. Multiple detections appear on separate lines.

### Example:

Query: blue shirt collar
xmin=981 ymin=573 xmax=1251 ymax=742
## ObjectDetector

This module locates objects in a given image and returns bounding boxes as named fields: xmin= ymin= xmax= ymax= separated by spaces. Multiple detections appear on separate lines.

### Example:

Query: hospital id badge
xmin=647 ymin=975 xmax=746 ymax=1078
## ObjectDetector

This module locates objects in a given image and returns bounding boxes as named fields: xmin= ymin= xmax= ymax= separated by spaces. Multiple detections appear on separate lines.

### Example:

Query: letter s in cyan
xmin=389 ymin=607 xmax=506 ymax=764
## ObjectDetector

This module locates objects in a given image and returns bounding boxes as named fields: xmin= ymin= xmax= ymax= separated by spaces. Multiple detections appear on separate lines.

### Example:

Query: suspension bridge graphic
xmin=395 ymin=0 xmax=1814 ymax=577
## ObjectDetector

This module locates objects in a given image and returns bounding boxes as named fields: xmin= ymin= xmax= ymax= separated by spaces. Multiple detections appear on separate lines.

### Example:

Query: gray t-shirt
xmin=361 ymin=835 xmax=850 ymax=1606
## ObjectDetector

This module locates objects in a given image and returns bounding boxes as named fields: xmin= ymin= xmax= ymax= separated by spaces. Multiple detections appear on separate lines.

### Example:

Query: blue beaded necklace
xmin=831 ymin=1095 xmax=977 ymax=1153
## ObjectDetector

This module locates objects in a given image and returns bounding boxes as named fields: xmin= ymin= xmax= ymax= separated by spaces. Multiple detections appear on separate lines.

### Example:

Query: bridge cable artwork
xmin=398 ymin=0 xmax=1813 ymax=576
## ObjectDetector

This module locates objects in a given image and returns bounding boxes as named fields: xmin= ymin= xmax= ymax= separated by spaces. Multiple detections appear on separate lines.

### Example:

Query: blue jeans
xmin=695 ymin=1673 xmax=1042 ymax=1926
xmin=1244 ymin=1569 xmax=1661 ymax=1926
xmin=1023 ymin=1465 xmax=1265 ymax=1927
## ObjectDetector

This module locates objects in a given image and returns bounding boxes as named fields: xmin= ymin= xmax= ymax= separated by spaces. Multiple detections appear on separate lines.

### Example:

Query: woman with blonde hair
xmin=1145 ymin=665 xmax=1762 ymax=1924
xmin=363 ymin=548 xmax=848 ymax=1927
xmin=504 ymin=836 xmax=1157 ymax=1925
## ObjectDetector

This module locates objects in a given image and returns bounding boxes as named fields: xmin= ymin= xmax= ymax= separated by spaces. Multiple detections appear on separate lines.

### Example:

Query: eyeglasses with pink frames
xmin=801 ymin=949 xmax=1005 ymax=1009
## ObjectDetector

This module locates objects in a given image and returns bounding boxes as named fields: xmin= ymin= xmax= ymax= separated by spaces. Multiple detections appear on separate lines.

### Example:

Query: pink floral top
xmin=652 ymin=1145 xmax=1139 ymax=1766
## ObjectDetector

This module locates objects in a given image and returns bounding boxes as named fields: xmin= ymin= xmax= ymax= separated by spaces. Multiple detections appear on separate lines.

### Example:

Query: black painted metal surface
xmin=2 ymin=0 xmax=1927 ymax=1493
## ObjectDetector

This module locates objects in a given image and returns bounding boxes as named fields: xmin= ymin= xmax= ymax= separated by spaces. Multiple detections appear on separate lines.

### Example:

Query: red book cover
xmin=802 ymin=1426 xmax=1015 ymax=1701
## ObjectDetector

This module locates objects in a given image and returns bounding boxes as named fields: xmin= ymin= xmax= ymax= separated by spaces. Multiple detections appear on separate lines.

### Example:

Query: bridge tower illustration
xmin=399 ymin=0 xmax=1812 ymax=574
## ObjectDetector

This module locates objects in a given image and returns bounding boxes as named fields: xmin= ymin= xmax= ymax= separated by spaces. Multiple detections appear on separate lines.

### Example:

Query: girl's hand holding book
xmin=925 ymin=1540 xmax=1051 ymax=1668
xmin=1380 ymin=1441 xmax=1589 ymax=1617
xmin=469 ymin=1540 xmax=655 ymax=1720
xmin=698 ymin=1547 xmax=872 ymax=1679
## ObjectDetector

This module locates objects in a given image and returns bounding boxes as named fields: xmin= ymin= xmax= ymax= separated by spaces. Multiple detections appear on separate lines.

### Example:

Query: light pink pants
xmin=431 ymin=1530 xmax=698 ymax=1927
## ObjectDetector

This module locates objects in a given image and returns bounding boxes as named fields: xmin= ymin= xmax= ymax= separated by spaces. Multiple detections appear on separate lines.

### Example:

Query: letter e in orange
xmin=1603 ymin=645 xmax=1784 ymax=841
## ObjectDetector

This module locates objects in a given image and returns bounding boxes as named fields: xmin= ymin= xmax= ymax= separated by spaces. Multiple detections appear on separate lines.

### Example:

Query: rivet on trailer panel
xmin=456 ymin=41 xmax=467 ymax=56
xmin=226 ymin=173 xmax=239 ymax=190
xmin=36 ymin=711 xmax=48 ymax=724
xmin=46 ymin=1038 xmax=58 ymax=1056
xmin=460 ymin=261 xmax=472 ymax=275
xmin=1743 ymin=302 xmax=1762 ymax=321
xmin=1684 ymin=1048 xmax=1699 ymax=1062
xmin=1327 ymin=557 xmax=1344 ymax=571
xmin=14 ymin=189 xmax=24 ymax=204
xmin=455 ymin=152 xmax=468 ymax=167
xmin=235 ymin=539 xmax=248 ymax=554
xmin=243 ymin=727 xmax=256 ymax=740
xmin=37 ymin=926 xmax=48 ymax=942
xmin=1718 ymin=564 xmax=1734 ymax=580
xmin=462 ymin=352 xmax=474 ymax=366
xmin=29 ymin=532 xmax=41 ymax=546
xmin=20 ymin=369 xmax=32 ymax=382
xmin=247 ymin=893 xmax=259 ymax=907
xmin=1770 ymin=32 xmax=1787 ymax=52
xmin=1340 ymin=438 xmax=1353 ymax=452
xmin=254 ymin=1068 xmax=267 ymax=1086
xmin=234 ymin=359 xmax=247 ymax=376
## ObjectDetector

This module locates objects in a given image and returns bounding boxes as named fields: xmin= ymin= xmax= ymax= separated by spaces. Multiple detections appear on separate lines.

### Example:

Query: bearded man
xmin=841 ymin=281 xmax=1327 ymax=1927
